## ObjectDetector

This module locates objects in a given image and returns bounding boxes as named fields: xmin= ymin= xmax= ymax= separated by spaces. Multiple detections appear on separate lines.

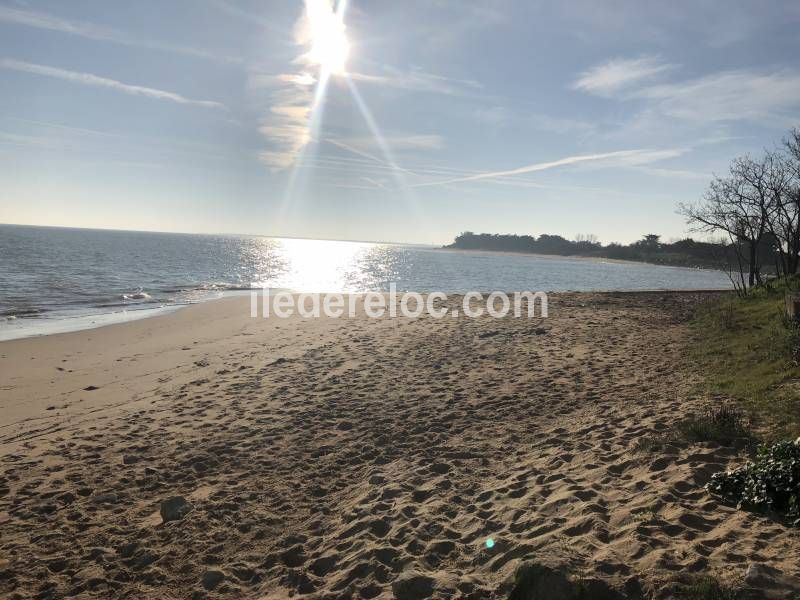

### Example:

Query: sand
xmin=1 ymin=292 xmax=799 ymax=599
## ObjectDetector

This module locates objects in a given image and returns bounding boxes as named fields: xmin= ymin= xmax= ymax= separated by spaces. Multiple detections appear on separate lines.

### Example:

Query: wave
xmin=0 ymin=307 xmax=49 ymax=318
xmin=122 ymin=290 xmax=152 ymax=301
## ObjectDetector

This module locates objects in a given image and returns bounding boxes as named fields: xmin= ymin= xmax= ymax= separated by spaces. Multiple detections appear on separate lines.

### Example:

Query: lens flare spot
xmin=485 ymin=537 xmax=495 ymax=549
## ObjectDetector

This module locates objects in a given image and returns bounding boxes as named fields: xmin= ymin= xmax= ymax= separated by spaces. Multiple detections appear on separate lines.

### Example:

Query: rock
xmin=122 ymin=455 xmax=139 ymax=465
xmin=393 ymin=572 xmax=436 ymax=599
xmin=201 ymin=570 xmax=224 ymax=590
xmin=159 ymin=496 xmax=193 ymax=523
xmin=83 ymin=385 xmax=99 ymax=391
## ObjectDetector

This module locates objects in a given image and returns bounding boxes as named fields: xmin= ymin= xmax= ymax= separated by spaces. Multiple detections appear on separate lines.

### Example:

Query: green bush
xmin=706 ymin=438 xmax=800 ymax=525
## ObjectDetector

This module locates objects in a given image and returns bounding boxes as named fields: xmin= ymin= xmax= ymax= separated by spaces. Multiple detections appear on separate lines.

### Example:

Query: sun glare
xmin=305 ymin=0 xmax=350 ymax=75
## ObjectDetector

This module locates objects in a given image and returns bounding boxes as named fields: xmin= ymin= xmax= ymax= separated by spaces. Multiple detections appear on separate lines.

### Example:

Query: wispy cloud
xmin=409 ymin=148 xmax=682 ymax=188
xmin=1 ymin=59 xmax=226 ymax=109
xmin=0 ymin=6 xmax=241 ymax=65
xmin=349 ymin=66 xmax=482 ymax=96
xmin=254 ymin=69 xmax=317 ymax=169
xmin=331 ymin=134 xmax=444 ymax=152
xmin=633 ymin=69 xmax=800 ymax=124
xmin=573 ymin=56 xmax=675 ymax=96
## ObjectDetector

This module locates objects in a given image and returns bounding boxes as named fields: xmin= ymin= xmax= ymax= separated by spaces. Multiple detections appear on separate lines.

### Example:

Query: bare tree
xmin=678 ymin=155 xmax=775 ymax=291
xmin=772 ymin=128 xmax=800 ymax=276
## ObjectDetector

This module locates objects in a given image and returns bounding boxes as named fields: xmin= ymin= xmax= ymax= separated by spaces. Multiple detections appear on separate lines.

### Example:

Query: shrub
xmin=676 ymin=404 xmax=752 ymax=445
xmin=706 ymin=438 xmax=800 ymax=526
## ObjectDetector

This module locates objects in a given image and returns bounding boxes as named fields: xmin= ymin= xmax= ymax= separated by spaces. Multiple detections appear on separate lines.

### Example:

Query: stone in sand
xmin=159 ymin=496 xmax=193 ymax=523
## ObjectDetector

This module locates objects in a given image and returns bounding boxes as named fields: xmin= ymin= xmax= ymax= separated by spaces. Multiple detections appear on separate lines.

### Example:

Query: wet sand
xmin=1 ymin=292 xmax=799 ymax=599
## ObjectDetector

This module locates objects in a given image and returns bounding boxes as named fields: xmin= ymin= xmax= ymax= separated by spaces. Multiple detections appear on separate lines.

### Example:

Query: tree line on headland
xmin=445 ymin=231 xmax=750 ymax=270
xmin=446 ymin=127 xmax=800 ymax=292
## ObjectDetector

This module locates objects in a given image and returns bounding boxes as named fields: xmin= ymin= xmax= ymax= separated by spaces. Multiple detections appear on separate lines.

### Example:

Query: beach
xmin=1 ymin=292 xmax=799 ymax=598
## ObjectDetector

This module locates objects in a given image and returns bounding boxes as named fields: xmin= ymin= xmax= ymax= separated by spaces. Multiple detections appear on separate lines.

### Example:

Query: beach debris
xmin=201 ymin=570 xmax=224 ymax=590
xmin=159 ymin=496 xmax=193 ymax=523
xmin=392 ymin=572 xmax=436 ymax=599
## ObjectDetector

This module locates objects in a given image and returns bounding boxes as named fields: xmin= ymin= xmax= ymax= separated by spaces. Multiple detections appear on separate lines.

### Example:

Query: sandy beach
xmin=1 ymin=292 xmax=799 ymax=599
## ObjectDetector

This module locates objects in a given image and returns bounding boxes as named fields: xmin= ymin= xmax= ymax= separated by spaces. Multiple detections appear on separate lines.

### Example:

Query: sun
xmin=305 ymin=0 xmax=350 ymax=75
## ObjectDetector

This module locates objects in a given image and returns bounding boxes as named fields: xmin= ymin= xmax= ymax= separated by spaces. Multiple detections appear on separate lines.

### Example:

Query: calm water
xmin=0 ymin=224 xmax=731 ymax=339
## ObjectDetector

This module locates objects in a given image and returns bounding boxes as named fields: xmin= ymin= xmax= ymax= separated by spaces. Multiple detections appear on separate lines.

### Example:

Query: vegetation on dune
xmin=691 ymin=279 xmax=800 ymax=439
xmin=677 ymin=575 xmax=739 ymax=600
xmin=633 ymin=403 xmax=755 ymax=453
xmin=691 ymin=277 xmax=800 ymax=525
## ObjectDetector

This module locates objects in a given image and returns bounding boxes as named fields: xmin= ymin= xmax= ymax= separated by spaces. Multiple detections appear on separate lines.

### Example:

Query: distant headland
xmin=443 ymin=231 xmax=767 ymax=270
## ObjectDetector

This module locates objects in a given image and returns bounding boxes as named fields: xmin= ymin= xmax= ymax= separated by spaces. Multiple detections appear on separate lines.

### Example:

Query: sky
xmin=1 ymin=1 xmax=799 ymax=245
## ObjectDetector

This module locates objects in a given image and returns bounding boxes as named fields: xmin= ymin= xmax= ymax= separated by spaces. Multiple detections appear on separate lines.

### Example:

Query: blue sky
xmin=1 ymin=0 xmax=799 ymax=245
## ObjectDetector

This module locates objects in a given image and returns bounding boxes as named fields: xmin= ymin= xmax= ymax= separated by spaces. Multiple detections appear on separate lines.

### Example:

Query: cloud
xmin=254 ymin=71 xmax=316 ymax=169
xmin=633 ymin=69 xmax=800 ymax=124
xmin=0 ymin=6 xmax=241 ymax=65
xmin=348 ymin=66 xmax=482 ymax=96
xmin=409 ymin=148 xmax=683 ymax=188
xmin=573 ymin=56 xmax=675 ymax=96
xmin=0 ymin=59 xmax=226 ymax=109
xmin=331 ymin=134 xmax=444 ymax=152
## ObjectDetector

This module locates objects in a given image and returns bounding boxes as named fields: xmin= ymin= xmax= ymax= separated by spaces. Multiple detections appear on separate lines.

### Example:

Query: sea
xmin=0 ymin=224 xmax=731 ymax=340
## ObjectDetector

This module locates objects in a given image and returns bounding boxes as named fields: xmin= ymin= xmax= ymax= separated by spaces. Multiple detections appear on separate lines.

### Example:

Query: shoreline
xmin=0 ymin=285 xmax=732 ymax=343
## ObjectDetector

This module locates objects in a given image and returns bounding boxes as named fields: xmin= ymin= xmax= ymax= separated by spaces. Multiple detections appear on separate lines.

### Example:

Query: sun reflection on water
xmin=252 ymin=237 xmax=399 ymax=293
